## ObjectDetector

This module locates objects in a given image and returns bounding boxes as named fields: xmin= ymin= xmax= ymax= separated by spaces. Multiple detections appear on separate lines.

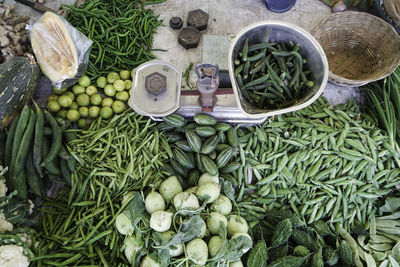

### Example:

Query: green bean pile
xmin=31 ymin=110 xmax=170 ymax=266
xmin=227 ymin=97 xmax=400 ymax=228
xmin=62 ymin=0 xmax=164 ymax=78
xmin=234 ymin=31 xmax=314 ymax=109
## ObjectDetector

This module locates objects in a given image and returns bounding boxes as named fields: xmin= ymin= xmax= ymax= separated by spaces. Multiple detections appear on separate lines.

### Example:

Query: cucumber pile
xmin=4 ymin=103 xmax=75 ymax=200
xmin=160 ymin=113 xmax=243 ymax=184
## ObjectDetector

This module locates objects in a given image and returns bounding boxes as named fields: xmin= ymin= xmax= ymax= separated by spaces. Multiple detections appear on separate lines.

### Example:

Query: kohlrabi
xmin=198 ymin=173 xmax=219 ymax=185
xmin=227 ymin=215 xmax=248 ymax=237
xmin=207 ymin=212 xmax=227 ymax=235
xmin=196 ymin=182 xmax=220 ymax=203
xmin=150 ymin=211 xmax=173 ymax=232
xmin=115 ymin=213 xmax=134 ymax=235
xmin=230 ymin=232 xmax=252 ymax=253
xmin=186 ymin=238 xmax=208 ymax=266
xmin=173 ymin=192 xmax=200 ymax=215
xmin=161 ymin=230 xmax=183 ymax=257
xmin=140 ymin=255 xmax=160 ymax=267
xmin=211 ymin=195 xmax=232 ymax=216
xmin=208 ymin=236 xmax=223 ymax=258
xmin=145 ymin=191 xmax=166 ymax=214
xmin=124 ymin=235 xmax=143 ymax=264
xmin=159 ymin=176 xmax=182 ymax=202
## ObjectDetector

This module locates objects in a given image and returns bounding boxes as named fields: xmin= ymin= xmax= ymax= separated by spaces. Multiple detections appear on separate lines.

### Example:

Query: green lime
xmin=112 ymin=100 xmax=125 ymax=114
xmin=90 ymin=94 xmax=103 ymax=106
xmin=116 ymin=91 xmax=129 ymax=101
xmin=119 ymin=70 xmax=130 ymax=80
xmin=48 ymin=101 xmax=61 ymax=112
xmin=114 ymin=80 xmax=125 ymax=92
xmin=66 ymin=109 xmax=80 ymax=122
xmin=72 ymin=85 xmax=85 ymax=95
xmin=88 ymin=106 xmax=100 ymax=118
xmin=96 ymin=76 xmax=107 ymax=88
xmin=86 ymin=85 xmax=97 ymax=96
xmin=77 ymin=94 xmax=90 ymax=106
xmin=78 ymin=75 xmax=91 ymax=87
xmin=77 ymin=119 xmax=87 ymax=129
xmin=107 ymin=72 xmax=119 ymax=84
xmin=70 ymin=102 xmax=79 ymax=110
xmin=102 ymin=97 xmax=114 ymax=107
xmin=58 ymin=94 xmax=73 ymax=108
xmin=100 ymin=107 xmax=113 ymax=119
xmin=65 ymin=91 xmax=75 ymax=101
xmin=104 ymin=84 xmax=116 ymax=97
xmin=124 ymin=80 xmax=132 ymax=90
xmin=52 ymin=86 xmax=67 ymax=95
xmin=131 ymin=69 xmax=135 ymax=79
xmin=57 ymin=109 xmax=67 ymax=119
xmin=79 ymin=107 xmax=89 ymax=117
xmin=47 ymin=94 xmax=58 ymax=103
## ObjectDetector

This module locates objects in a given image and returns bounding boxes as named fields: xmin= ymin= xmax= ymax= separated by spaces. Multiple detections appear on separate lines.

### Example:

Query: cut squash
xmin=30 ymin=12 xmax=79 ymax=84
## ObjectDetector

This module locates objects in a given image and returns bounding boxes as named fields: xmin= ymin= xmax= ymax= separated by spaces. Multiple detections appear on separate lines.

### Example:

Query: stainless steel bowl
xmin=228 ymin=21 xmax=329 ymax=119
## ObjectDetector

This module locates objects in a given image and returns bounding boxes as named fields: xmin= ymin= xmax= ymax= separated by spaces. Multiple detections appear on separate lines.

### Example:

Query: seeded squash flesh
xmin=30 ymin=12 xmax=79 ymax=84
xmin=0 ymin=56 xmax=40 ymax=129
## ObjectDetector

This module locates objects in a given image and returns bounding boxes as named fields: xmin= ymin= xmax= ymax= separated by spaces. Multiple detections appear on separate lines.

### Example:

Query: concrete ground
xmin=5 ymin=0 xmax=359 ymax=105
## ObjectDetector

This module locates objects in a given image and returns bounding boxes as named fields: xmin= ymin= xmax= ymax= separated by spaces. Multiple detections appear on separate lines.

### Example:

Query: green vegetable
xmin=194 ymin=113 xmax=217 ymax=126
xmin=164 ymin=114 xmax=185 ymax=127
xmin=208 ymin=236 xmax=224 ymax=258
xmin=207 ymin=212 xmax=228 ymax=235
xmin=187 ymin=238 xmax=208 ymax=266
xmin=196 ymin=181 xmax=220 ymax=203
xmin=195 ymin=126 xmax=216 ymax=137
xmin=293 ymin=246 xmax=310 ymax=257
xmin=115 ymin=213 xmax=134 ymax=235
xmin=173 ymin=192 xmax=200 ymax=214
xmin=159 ymin=176 xmax=183 ymax=202
xmin=247 ymin=240 xmax=267 ymax=267
xmin=186 ymin=130 xmax=202 ymax=153
xmin=271 ymin=218 xmax=292 ymax=248
xmin=145 ymin=191 xmax=166 ymax=214
xmin=211 ymin=195 xmax=232 ymax=215
xmin=227 ymin=215 xmax=248 ymax=237
xmin=0 ymin=57 xmax=40 ymax=129
xmin=201 ymin=135 xmax=219 ymax=154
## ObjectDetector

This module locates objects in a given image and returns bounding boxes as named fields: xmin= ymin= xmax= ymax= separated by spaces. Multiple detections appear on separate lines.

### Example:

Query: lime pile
xmin=46 ymin=70 xmax=132 ymax=128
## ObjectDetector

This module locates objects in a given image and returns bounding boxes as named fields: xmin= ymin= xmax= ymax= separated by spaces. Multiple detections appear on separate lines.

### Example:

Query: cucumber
xmin=200 ymin=155 xmax=218 ymax=176
xmin=194 ymin=113 xmax=217 ymax=126
xmin=14 ymin=110 xmax=36 ymax=181
xmin=216 ymin=147 xmax=234 ymax=168
xmin=5 ymin=119 xmax=18 ymax=167
xmin=26 ymin=146 xmax=43 ymax=197
xmin=43 ymin=126 xmax=52 ymax=136
xmin=173 ymin=147 xmax=195 ymax=169
xmin=10 ymin=106 xmax=30 ymax=179
xmin=220 ymin=162 xmax=241 ymax=173
xmin=227 ymin=126 xmax=239 ymax=147
xmin=201 ymin=135 xmax=219 ymax=154
xmin=42 ymin=110 xmax=61 ymax=168
xmin=195 ymin=126 xmax=216 ymax=137
xmin=33 ymin=101 xmax=44 ymax=177
xmin=14 ymin=170 xmax=27 ymax=200
xmin=60 ymin=158 xmax=71 ymax=186
xmin=215 ymin=122 xmax=230 ymax=132
xmin=175 ymin=140 xmax=192 ymax=152
xmin=164 ymin=114 xmax=186 ymax=127
xmin=185 ymin=130 xmax=202 ymax=153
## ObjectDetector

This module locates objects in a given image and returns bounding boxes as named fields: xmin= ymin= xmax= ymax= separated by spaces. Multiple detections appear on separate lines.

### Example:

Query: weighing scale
xmin=129 ymin=35 xmax=267 ymax=124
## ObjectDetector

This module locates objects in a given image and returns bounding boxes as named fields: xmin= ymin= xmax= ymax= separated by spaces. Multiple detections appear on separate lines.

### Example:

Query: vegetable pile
xmin=4 ymin=103 xmax=73 ymax=200
xmin=47 ymin=70 xmax=132 ymax=127
xmin=115 ymin=173 xmax=252 ymax=266
xmin=62 ymin=0 xmax=164 ymax=78
xmin=233 ymin=30 xmax=314 ymax=109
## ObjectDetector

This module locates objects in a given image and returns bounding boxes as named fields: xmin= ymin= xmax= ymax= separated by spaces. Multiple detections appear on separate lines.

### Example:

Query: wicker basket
xmin=311 ymin=11 xmax=400 ymax=86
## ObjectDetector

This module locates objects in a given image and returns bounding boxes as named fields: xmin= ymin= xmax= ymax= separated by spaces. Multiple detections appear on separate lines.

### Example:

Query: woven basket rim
xmin=311 ymin=11 xmax=400 ymax=86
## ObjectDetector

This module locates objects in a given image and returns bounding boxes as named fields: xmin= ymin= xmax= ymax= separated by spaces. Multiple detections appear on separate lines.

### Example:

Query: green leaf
xmin=379 ymin=197 xmax=400 ymax=213
xmin=311 ymin=220 xmax=335 ymax=237
xmin=212 ymin=234 xmax=253 ymax=262
xmin=267 ymin=256 xmax=304 ymax=267
xmin=392 ymin=241 xmax=400 ymax=263
xmin=389 ymin=255 xmax=400 ymax=267
xmin=161 ymin=215 xmax=203 ymax=249
xmin=271 ymin=218 xmax=292 ymax=248
xmin=123 ymin=192 xmax=145 ymax=227
xmin=247 ymin=240 xmax=267 ymax=267
xmin=223 ymin=180 xmax=236 ymax=202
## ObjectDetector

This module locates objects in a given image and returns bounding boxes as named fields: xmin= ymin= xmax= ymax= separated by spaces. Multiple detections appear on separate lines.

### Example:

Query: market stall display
xmin=0 ymin=0 xmax=400 ymax=266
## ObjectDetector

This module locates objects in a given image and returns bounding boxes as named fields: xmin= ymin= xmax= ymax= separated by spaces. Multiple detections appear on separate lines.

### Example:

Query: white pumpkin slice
xmin=31 ymin=12 xmax=78 ymax=83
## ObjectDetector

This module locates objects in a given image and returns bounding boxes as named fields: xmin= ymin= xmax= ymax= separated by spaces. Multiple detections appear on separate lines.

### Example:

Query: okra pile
xmin=234 ymin=29 xmax=314 ymax=109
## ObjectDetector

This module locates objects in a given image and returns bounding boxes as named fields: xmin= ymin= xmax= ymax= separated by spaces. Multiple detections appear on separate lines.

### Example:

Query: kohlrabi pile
xmin=115 ymin=173 xmax=253 ymax=266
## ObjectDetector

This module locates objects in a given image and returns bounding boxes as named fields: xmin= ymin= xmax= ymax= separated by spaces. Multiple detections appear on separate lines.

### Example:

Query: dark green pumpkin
xmin=0 ymin=56 xmax=40 ymax=128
